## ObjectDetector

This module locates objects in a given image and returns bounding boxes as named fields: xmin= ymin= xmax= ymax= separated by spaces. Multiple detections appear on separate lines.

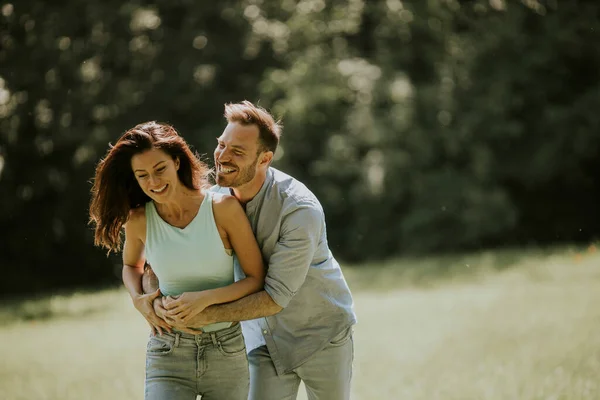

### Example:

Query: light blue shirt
xmin=213 ymin=167 xmax=357 ymax=374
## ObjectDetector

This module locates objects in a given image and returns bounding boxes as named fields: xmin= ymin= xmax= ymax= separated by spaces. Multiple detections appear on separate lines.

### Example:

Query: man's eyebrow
xmin=134 ymin=160 xmax=166 ymax=173
xmin=217 ymin=140 xmax=246 ymax=151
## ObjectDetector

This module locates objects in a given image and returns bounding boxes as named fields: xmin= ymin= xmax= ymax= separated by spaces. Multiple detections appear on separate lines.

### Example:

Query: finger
xmin=154 ymin=319 xmax=171 ymax=334
xmin=152 ymin=315 xmax=169 ymax=327
xmin=166 ymin=319 xmax=179 ymax=329
xmin=160 ymin=320 xmax=173 ymax=333
xmin=153 ymin=314 xmax=170 ymax=327
xmin=182 ymin=310 xmax=197 ymax=323
xmin=154 ymin=308 xmax=165 ymax=320
xmin=167 ymin=303 xmax=185 ymax=314
xmin=162 ymin=298 xmax=174 ymax=309
xmin=164 ymin=307 xmax=181 ymax=318
xmin=148 ymin=322 xmax=156 ymax=336
xmin=150 ymin=289 xmax=162 ymax=300
xmin=164 ymin=299 xmax=181 ymax=311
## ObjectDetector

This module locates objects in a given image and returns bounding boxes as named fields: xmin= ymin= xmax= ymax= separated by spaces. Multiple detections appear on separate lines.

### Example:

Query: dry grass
xmin=1 ymin=245 xmax=599 ymax=399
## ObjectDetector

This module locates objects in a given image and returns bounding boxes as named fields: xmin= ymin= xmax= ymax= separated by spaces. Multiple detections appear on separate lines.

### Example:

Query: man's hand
xmin=163 ymin=292 xmax=212 ymax=325
xmin=149 ymin=295 xmax=198 ymax=334
xmin=132 ymin=289 xmax=172 ymax=336
xmin=152 ymin=296 xmax=168 ymax=320
xmin=166 ymin=306 xmax=217 ymax=330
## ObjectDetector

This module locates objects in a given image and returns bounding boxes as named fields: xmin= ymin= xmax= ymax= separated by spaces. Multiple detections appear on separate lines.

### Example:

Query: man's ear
xmin=260 ymin=151 xmax=274 ymax=166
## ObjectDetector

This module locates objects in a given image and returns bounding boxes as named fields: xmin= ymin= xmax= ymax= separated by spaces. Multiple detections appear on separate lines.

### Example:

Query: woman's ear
xmin=175 ymin=157 xmax=180 ymax=170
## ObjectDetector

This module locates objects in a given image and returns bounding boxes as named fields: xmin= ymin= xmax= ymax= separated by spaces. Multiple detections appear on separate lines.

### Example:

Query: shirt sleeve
xmin=263 ymin=204 xmax=322 ymax=308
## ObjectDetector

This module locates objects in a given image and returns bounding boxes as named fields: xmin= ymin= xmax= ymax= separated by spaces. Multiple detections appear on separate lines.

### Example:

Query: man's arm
xmin=177 ymin=204 xmax=322 ymax=328
xmin=181 ymin=290 xmax=282 ymax=326
xmin=143 ymin=264 xmax=279 ymax=328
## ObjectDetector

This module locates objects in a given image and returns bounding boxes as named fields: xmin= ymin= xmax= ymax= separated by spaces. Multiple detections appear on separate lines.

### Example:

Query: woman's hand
xmin=163 ymin=291 xmax=212 ymax=326
xmin=133 ymin=289 xmax=172 ymax=335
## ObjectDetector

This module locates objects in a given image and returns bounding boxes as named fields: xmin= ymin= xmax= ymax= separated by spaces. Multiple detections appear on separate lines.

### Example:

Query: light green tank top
xmin=145 ymin=191 xmax=233 ymax=332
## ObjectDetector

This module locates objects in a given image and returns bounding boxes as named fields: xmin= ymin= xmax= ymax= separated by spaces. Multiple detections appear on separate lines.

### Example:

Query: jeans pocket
xmin=146 ymin=335 xmax=174 ymax=356
xmin=217 ymin=331 xmax=247 ymax=357
xmin=329 ymin=327 xmax=352 ymax=347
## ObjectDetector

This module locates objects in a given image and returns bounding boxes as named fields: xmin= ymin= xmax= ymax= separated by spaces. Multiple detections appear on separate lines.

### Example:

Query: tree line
xmin=1 ymin=0 xmax=598 ymax=294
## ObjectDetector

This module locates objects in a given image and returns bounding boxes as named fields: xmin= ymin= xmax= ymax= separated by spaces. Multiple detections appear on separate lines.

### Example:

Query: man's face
xmin=214 ymin=122 xmax=262 ymax=188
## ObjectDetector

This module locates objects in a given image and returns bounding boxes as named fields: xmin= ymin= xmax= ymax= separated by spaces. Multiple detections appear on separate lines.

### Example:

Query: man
xmin=149 ymin=100 xmax=356 ymax=400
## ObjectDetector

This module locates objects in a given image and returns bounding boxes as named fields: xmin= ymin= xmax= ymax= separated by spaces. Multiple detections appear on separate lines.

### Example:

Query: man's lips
xmin=218 ymin=164 xmax=237 ymax=174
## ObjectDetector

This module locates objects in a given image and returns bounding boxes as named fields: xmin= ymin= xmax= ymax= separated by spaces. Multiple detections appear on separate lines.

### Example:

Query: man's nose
xmin=217 ymin=148 xmax=230 ymax=162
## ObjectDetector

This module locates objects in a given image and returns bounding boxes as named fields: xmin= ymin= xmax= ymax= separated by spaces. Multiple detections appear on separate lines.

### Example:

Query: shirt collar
xmin=245 ymin=167 xmax=274 ymax=214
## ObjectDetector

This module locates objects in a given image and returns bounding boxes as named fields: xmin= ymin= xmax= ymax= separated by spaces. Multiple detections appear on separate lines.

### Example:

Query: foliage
xmin=1 ymin=0 xmax=599 ymax=293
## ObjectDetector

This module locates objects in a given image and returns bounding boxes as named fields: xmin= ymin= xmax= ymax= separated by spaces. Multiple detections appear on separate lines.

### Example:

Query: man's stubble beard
xmin=218 ymin=153 xmax=259 ymax=188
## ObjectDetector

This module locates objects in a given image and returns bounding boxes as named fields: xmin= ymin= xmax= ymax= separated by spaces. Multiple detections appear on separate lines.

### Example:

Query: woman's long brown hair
xmin=89 ymin=121 xmax=210 ymax=253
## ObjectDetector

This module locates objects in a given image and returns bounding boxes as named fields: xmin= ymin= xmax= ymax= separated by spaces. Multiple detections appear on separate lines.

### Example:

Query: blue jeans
xmin=145 ymin=323 xmax=249 ymax=400
xmin=248 ymin=327 xmax=354 ymax=400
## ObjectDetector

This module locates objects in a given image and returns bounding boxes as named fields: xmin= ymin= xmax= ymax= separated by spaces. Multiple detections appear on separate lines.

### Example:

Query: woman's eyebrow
xmin=134 ymin=160 xmax=166 ymax=172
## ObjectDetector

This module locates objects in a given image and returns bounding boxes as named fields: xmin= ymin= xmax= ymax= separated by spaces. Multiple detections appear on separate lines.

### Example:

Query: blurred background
xmin=1 ymin=0 xmax=600 ymax=399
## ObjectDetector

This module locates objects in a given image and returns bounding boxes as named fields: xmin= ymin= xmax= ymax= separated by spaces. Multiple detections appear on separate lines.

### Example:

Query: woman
xmin=89 ymin=121 xmax=265 ymax=400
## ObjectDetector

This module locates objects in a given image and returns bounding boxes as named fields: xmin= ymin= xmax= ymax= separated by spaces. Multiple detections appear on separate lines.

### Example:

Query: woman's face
xmin=131 ymin=148 xmax=180 ymax=202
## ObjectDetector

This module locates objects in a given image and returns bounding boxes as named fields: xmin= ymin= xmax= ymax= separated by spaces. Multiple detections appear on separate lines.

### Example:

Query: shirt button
xmin=263 ymin=330 xmax=268 ymax=334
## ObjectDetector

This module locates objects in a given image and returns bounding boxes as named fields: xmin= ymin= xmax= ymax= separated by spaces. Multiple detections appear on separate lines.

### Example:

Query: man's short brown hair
xmin=224 ymin=100 xmax=282 ymax=154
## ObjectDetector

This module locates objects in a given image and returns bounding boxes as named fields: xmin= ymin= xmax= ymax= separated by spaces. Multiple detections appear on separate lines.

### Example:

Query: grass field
xmin=2 ymin=245 xmax=600 ymax=399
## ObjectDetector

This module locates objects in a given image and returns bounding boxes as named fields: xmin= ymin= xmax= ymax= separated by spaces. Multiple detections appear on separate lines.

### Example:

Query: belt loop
xmin=174 ymin=332 xmax=180 ymax=348
xmin=210 ymin=332 xmax=218 ymax=347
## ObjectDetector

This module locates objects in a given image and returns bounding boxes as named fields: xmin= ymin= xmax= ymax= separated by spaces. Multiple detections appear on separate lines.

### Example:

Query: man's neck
xmin=232 ymin=170 xmax=268 ymax=205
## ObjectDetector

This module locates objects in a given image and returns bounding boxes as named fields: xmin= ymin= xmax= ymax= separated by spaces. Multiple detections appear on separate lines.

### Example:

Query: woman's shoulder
xmin=129 ymin=204 xmax=147 ymax=219
xmin=125 ymin=205 xmax=147 ymax=233
xmin=211 ymin=191 xmax=241 ymax=210
xmin=210 ymin=189 xmax=234 ymax=203
xmin=210 ymin=192 xmax=243 ymax=222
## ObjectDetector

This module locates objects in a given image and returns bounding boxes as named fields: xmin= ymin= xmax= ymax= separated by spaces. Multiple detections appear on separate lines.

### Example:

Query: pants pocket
xmin=217 ymin=330 xmax=247 ymax=357
xmin=329 ymin=327 xmax=352 ymax=347
xmin=146 ymin=335 xmax=174 ymax=356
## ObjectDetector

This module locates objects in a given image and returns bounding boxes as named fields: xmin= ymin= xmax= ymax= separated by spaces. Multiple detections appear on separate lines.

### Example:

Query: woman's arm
xmin=123 ymin=208 xmax=171 ymax=335
xmin=163 ymin=194 xmax=265 ymax=324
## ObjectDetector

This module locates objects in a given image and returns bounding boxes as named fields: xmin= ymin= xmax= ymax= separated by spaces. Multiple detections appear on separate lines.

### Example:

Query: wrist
xmin=203 ymin=305 xmax=219 ymax=324
xmin=130 ymin=291 xmax=143 ymax=302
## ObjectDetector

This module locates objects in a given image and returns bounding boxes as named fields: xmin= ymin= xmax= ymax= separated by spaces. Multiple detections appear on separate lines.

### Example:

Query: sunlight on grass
xmin=1 ymin=245 xmax=600 ymax=399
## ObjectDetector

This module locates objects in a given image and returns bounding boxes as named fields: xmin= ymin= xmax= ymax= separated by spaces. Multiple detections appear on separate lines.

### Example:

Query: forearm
xmin=122 ymin=264 xmax=144 ymax=299
xmin=202 ymin=277 xmax=263 ymax=307
xmin=202 ymin=290 xmax=282 ymax=324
